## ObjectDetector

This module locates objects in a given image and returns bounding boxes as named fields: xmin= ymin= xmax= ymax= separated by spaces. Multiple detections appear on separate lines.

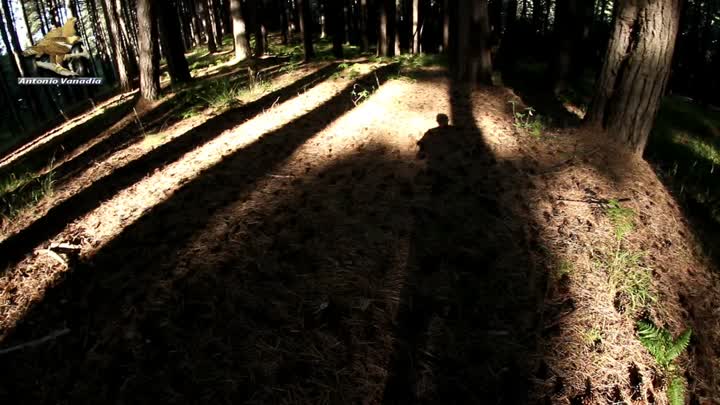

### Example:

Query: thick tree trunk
xmin=299 ymin=0 xmax=314 ymax=61
xmin=378 ymin=0 xmax=395 ymax=56
xmin=230 ymin=0 xmax=251 ymax=60
xmin=586 ymin=0 xmax=682 ymax=155
xmin=137 ymin=0 xmax=160 ymax=100
xmin=329 ymin=0 xmax=344 ymax=57
xmin=455 ymin=0 xmax=492 ymax=84
xmin=159 ymin=0 xmax=191 ymax=83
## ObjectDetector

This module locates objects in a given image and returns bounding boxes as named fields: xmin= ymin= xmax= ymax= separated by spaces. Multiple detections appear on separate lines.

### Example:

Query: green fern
xmin=667 ymin=376 xmax=686 ymax=405
xmin=636 ymin=320 xmax=691 ymax=368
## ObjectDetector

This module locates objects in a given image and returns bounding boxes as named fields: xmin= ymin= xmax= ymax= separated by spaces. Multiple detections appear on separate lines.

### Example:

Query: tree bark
xmin=101 ymin=0 xmax=131 ymax=90
xmin=230 ymin=0 xmax=251 ymax=60
xmin=411 ymin=0 xmax=420 ymax=53
xmin=299 ymin=0 xmax=314 ymax=61
xmin=378 ymin=0 xmax=395 ymax=56
xmin=455 ymin=0 xmax=492 ymax=84
xmin=159 ymin=0 xmax=191 ymax=83
xmin=442 ymin=0 xmax=450 ymax=52
xmin=329 ymin=0 xmax=343 ymax=57
xmin=199 ymin=0 xmax=217 ymax=52
xmin=360 ymin=0 xmax=369 ymax=51
xmin=249 ymin=0 xmax=266 ymax=56
xmin=137 ymin=0 xmax=160 ymax=100
xmin=279 ymin=0 xmax=289 ymax=44
xmin=586 ymin=0 xmax=682 ymax=155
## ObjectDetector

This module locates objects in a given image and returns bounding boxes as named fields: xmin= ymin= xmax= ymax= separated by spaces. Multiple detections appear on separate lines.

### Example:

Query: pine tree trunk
xmin=230 ymin=0 xmax=250 ymax=60
xmin=137 ymin=0 xmax=160 ymax=100
xmin=249 ymin=0 xmax=266 ymax=56
xmin=586 ymin=0 xmax=682 ymax=155
xmin=393 ymin=0 xmax=400 ymax=55
xmin=1 ymin=0 xmax=27 ymax=76
xmin=299 ymin=0 xmax=315 ymax=61
xmin=159 ymin=0 xmax=191 ymax=83
xmin=360 ymin=0 xmax=369 ymax=51
xmin=198 ymin=0 xmax=217 ymax=52
xmin=411 ymin=0 xmax=420 ymax=53
xmin=442 ymin=0 xmax=450 ymax=52
xmin=378 ymin=0 xmax=395 ymax=56
xmin=33 ymin=0 xmax=48 ymax=34
xmin=102 ymin=0 xmax=131 ymax=90
xmin=455 ymin=0 xmax=492 ymax=84
xmin=553 ymin=0 xmax=578 ymax=93
xmin=329 ymin=0 xmax=343 ymax=57
xmin=279 ymin=0 xmax=289 ymax=44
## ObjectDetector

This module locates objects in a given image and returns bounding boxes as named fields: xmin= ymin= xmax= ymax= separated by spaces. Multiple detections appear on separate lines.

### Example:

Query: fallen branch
xmin=0 ymin=328 xmax=70 ymax=356
xmin=557 ymin=197 xmax=631 ymax=205
xmin=36 ymin=248 xmax=68 ymax=268
xmin=48 ymin=242 xmax=82 ymax=255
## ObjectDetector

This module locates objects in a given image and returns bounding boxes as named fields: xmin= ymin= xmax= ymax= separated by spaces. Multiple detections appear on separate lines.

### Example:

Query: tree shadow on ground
xmin=0 ymin=70 xmax=549 ymax=404
xmin=40 ymin=58 xmax=292 ymax=183
xmin=382 ymin=80 xmax=547 ymax=403
xmin=0 ymin=63 xmax=340 ymax=269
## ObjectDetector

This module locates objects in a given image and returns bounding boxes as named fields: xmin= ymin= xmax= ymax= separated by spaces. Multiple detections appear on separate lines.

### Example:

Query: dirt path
xmin=0 ymin=66 xmax=719 ymax=404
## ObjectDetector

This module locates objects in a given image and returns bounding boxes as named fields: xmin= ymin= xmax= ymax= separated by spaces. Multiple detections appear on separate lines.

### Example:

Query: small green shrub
xmin=509 ymin=101 xmax=545 ymax=137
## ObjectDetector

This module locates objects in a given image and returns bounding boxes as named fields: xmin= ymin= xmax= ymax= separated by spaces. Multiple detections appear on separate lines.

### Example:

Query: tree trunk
xmin=378 ymin=0 xmax=395 ymax=56
xmin=329 ymin=0 xmax=343 ymax=57
xmin=32 ymin=0 xmax=48 ymax=35
xmin=249 ymin=0 xmax=266 ymax=56
xmin=455 ymin=0 xmax=492 ymax=84
xmin=190 ymin=0 xmax=203 ymax=46
xmin=279 ymin=0 xmax=289 ymax=44
xmin=159 ymin=0 xmax=191 ymax=83
xmin=230 ymin=0 xmax=250 ymax=60
xmin=411 ymin=0 xmax=420 ymax=53
xmin=360 ymin=0 xmax=369 ymax=51
xmin=1 ymin=0 xmax=27 ymax=76
xmin=442 ymin=0 xmax=450 ymax=52
xmin=137 ymin=0 xmax=160 ymax=100
xmin=211 ymin=0 xmax=224 ymax=46
xmin=586 ymin=0 xmax=682 ymax=155
xmin=553 ymin=0 xmax=578 ymax=93
xmin=102 ymin=0 xmax=131 ymax=90
xmin=299 ymin=0 xmax=314 ymax=61
xmin=394 ymin=0 xmax=401 ymax=55
xmin=198 ymin=0 xmax=217 ymax=52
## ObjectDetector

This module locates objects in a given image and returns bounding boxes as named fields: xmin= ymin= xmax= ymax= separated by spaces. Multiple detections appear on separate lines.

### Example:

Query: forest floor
xmin=0 ymin=43 xmax=719 ymax=404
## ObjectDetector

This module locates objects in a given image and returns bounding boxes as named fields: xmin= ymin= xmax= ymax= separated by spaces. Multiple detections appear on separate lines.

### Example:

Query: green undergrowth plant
xmin=0 ymin=162 xmax=56 ymax=220
xmin=508 ymin=101 xmax=545 ymax=137
xmin=606 ymin=199 xmax=636 ymax=241
xmin=637 ymin=320 xmax=692 ymax=405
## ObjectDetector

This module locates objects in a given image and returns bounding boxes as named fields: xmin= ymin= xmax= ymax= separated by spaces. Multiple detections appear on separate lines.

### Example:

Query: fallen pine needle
xmin=0 ymin=328 xmax=70 ymax=356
